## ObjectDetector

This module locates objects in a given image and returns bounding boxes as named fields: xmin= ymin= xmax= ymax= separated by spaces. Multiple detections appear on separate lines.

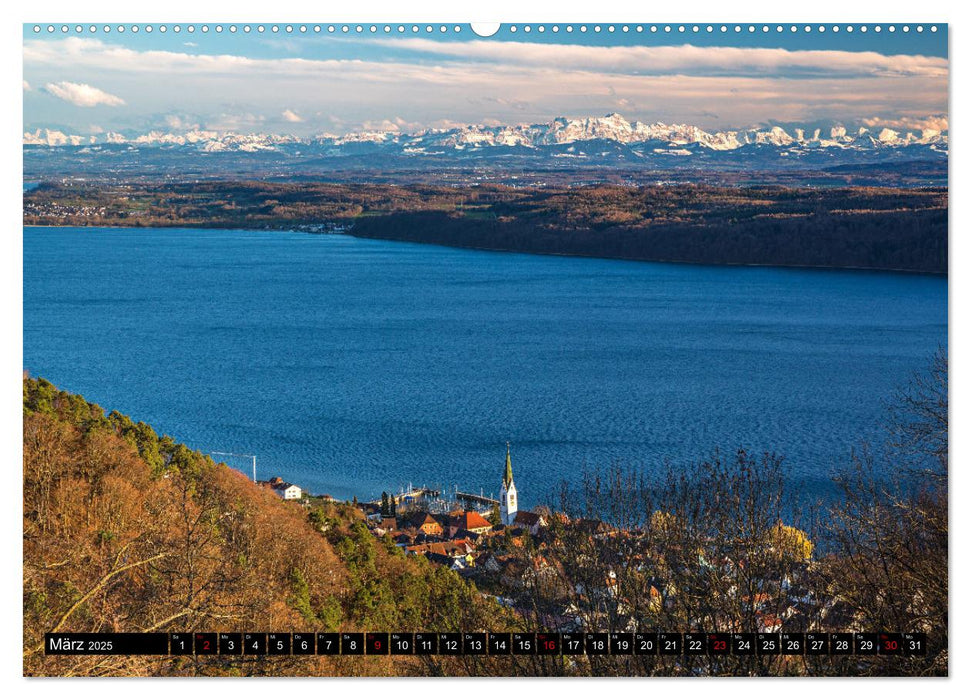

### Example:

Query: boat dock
xmin=455 ymin=491 xmax=499 ymax=508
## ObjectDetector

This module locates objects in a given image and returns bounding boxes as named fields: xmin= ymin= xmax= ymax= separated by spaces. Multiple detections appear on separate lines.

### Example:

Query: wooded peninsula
xmin=23 ymin=181 xmax=948 ymax=273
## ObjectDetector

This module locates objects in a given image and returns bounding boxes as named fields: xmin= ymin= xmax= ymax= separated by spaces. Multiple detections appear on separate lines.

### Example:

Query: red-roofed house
xmin=448 ymin=511 xmax=493 ymax=537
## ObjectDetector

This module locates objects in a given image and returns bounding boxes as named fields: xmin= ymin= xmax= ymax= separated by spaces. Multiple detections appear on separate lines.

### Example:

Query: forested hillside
xmin=22 ymin=377 xmax=518 ymax=677
xmin=23 ymin=182 xmax=948 ymax=273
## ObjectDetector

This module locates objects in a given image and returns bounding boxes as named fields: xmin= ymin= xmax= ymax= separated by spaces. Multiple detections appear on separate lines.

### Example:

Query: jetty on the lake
xmin=455 ymin=490 xmax=499 ymax=508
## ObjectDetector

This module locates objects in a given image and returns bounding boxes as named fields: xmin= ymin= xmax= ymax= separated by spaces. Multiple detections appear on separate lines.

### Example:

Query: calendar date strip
xmin=45 ymin=631 xmax=926 ymax=657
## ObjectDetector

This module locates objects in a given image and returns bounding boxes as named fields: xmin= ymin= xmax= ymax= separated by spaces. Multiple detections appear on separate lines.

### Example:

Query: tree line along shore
xmin=23 ymin=181 xmax=948 ymax=274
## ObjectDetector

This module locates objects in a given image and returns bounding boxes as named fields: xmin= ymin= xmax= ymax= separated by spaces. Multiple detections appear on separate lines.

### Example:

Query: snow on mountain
xmin=332 ymin=130 xmax=400 ymax=145
xmin=23 ymin=114 xmax=948 ymax=154
xmin=879 ymin=128 xmax=901 ymax=144
xmin=23 ymin=129 xmax=92 ymax=147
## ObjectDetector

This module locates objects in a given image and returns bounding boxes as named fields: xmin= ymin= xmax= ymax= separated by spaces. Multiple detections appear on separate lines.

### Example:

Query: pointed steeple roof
xmin=503 ymin=442 xmax=514 ymax=488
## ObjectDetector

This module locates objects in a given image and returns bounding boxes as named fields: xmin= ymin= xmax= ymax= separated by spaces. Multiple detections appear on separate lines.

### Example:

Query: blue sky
xmin=23 ymin=23 xmax=949 ymax=137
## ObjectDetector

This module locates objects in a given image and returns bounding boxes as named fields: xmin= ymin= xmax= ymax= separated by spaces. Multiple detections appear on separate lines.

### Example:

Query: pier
xmin=455 ymin=491 xmax=499 ymax=508
xmin=368 ymin=486 xmax=441 ymax=507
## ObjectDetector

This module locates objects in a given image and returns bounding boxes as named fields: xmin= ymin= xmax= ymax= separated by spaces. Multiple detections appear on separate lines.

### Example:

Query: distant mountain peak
xmin=22 ymin=113 xmax=948 ymax=178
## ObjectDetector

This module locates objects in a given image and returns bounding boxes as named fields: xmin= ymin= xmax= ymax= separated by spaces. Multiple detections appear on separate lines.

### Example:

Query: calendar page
xmin=21 ymin=16 xmax=948 ymax=679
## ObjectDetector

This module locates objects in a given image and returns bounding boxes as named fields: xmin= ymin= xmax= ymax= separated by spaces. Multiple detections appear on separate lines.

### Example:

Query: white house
xmin=513 ymin=510 xmax=546 ymax=536
xmin=272 ymin=482 xmax=302 ymax=500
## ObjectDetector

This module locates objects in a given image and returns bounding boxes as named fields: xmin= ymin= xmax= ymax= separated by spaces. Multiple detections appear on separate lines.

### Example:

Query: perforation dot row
xmin=31 ymin=24 xmax=940 ymax=35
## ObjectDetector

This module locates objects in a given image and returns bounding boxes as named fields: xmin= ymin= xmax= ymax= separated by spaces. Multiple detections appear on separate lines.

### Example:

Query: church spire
xmin=500 ymin=441 xmax=518 ymax=527
xmin=503 ymin=441 xmax=513 ymax=487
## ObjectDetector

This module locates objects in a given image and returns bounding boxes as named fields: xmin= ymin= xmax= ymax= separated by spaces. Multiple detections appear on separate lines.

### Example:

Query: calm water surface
xmin=23 ymin=227 xmax=947 ymax=503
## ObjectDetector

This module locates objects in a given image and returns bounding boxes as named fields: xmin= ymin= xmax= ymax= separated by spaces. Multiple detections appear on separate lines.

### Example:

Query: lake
xmin=23 ymin=227 xmax=947 ymax=504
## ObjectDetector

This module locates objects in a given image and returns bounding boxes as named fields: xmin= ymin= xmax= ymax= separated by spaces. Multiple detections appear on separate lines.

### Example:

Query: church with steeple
xmin=499 ymin=442 xmax=518 ymax=526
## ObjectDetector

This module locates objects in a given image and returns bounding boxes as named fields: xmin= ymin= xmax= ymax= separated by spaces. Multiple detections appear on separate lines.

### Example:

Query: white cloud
xmin=376 ymin=38 xmax=949 ymax=79
xmin=28 ymin=36 xmax=944 ymax=84
xmin=23 ymin=38 xmax=949 ymax=135
xmin=44 ymin=81 xmax=125 ymax=107
xmin=163 ymin=114 xmax=199 ymax=130
xmin=358 ymin=117 xmax=418 ymax=132
xmin=23 ymin=80 xmax=31 ymax=91
xmin=281 ymin=109 xmax=304 ymax=123
xmin=862 ymin=114 xmax=949 ymax=132
xmin=203 ymin=112 xmax=266 ymax=132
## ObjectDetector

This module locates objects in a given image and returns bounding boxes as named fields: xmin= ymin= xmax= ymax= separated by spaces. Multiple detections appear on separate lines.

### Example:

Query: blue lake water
xmin=23 ymin=227 xmax=947 ymax=504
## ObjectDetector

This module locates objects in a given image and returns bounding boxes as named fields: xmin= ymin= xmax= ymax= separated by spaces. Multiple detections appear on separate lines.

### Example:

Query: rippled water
xmin=23 ymin=227 xmax=947 ymax=503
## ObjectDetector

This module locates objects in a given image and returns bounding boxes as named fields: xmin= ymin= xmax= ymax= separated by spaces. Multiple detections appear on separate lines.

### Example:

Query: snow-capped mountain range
xmin=23 ymin=113 xmax=947 ymax=153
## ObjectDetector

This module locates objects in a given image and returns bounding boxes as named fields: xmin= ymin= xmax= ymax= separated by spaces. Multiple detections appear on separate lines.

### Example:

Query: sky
xmin=22 ymin=23 xmax=949 ymax=138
